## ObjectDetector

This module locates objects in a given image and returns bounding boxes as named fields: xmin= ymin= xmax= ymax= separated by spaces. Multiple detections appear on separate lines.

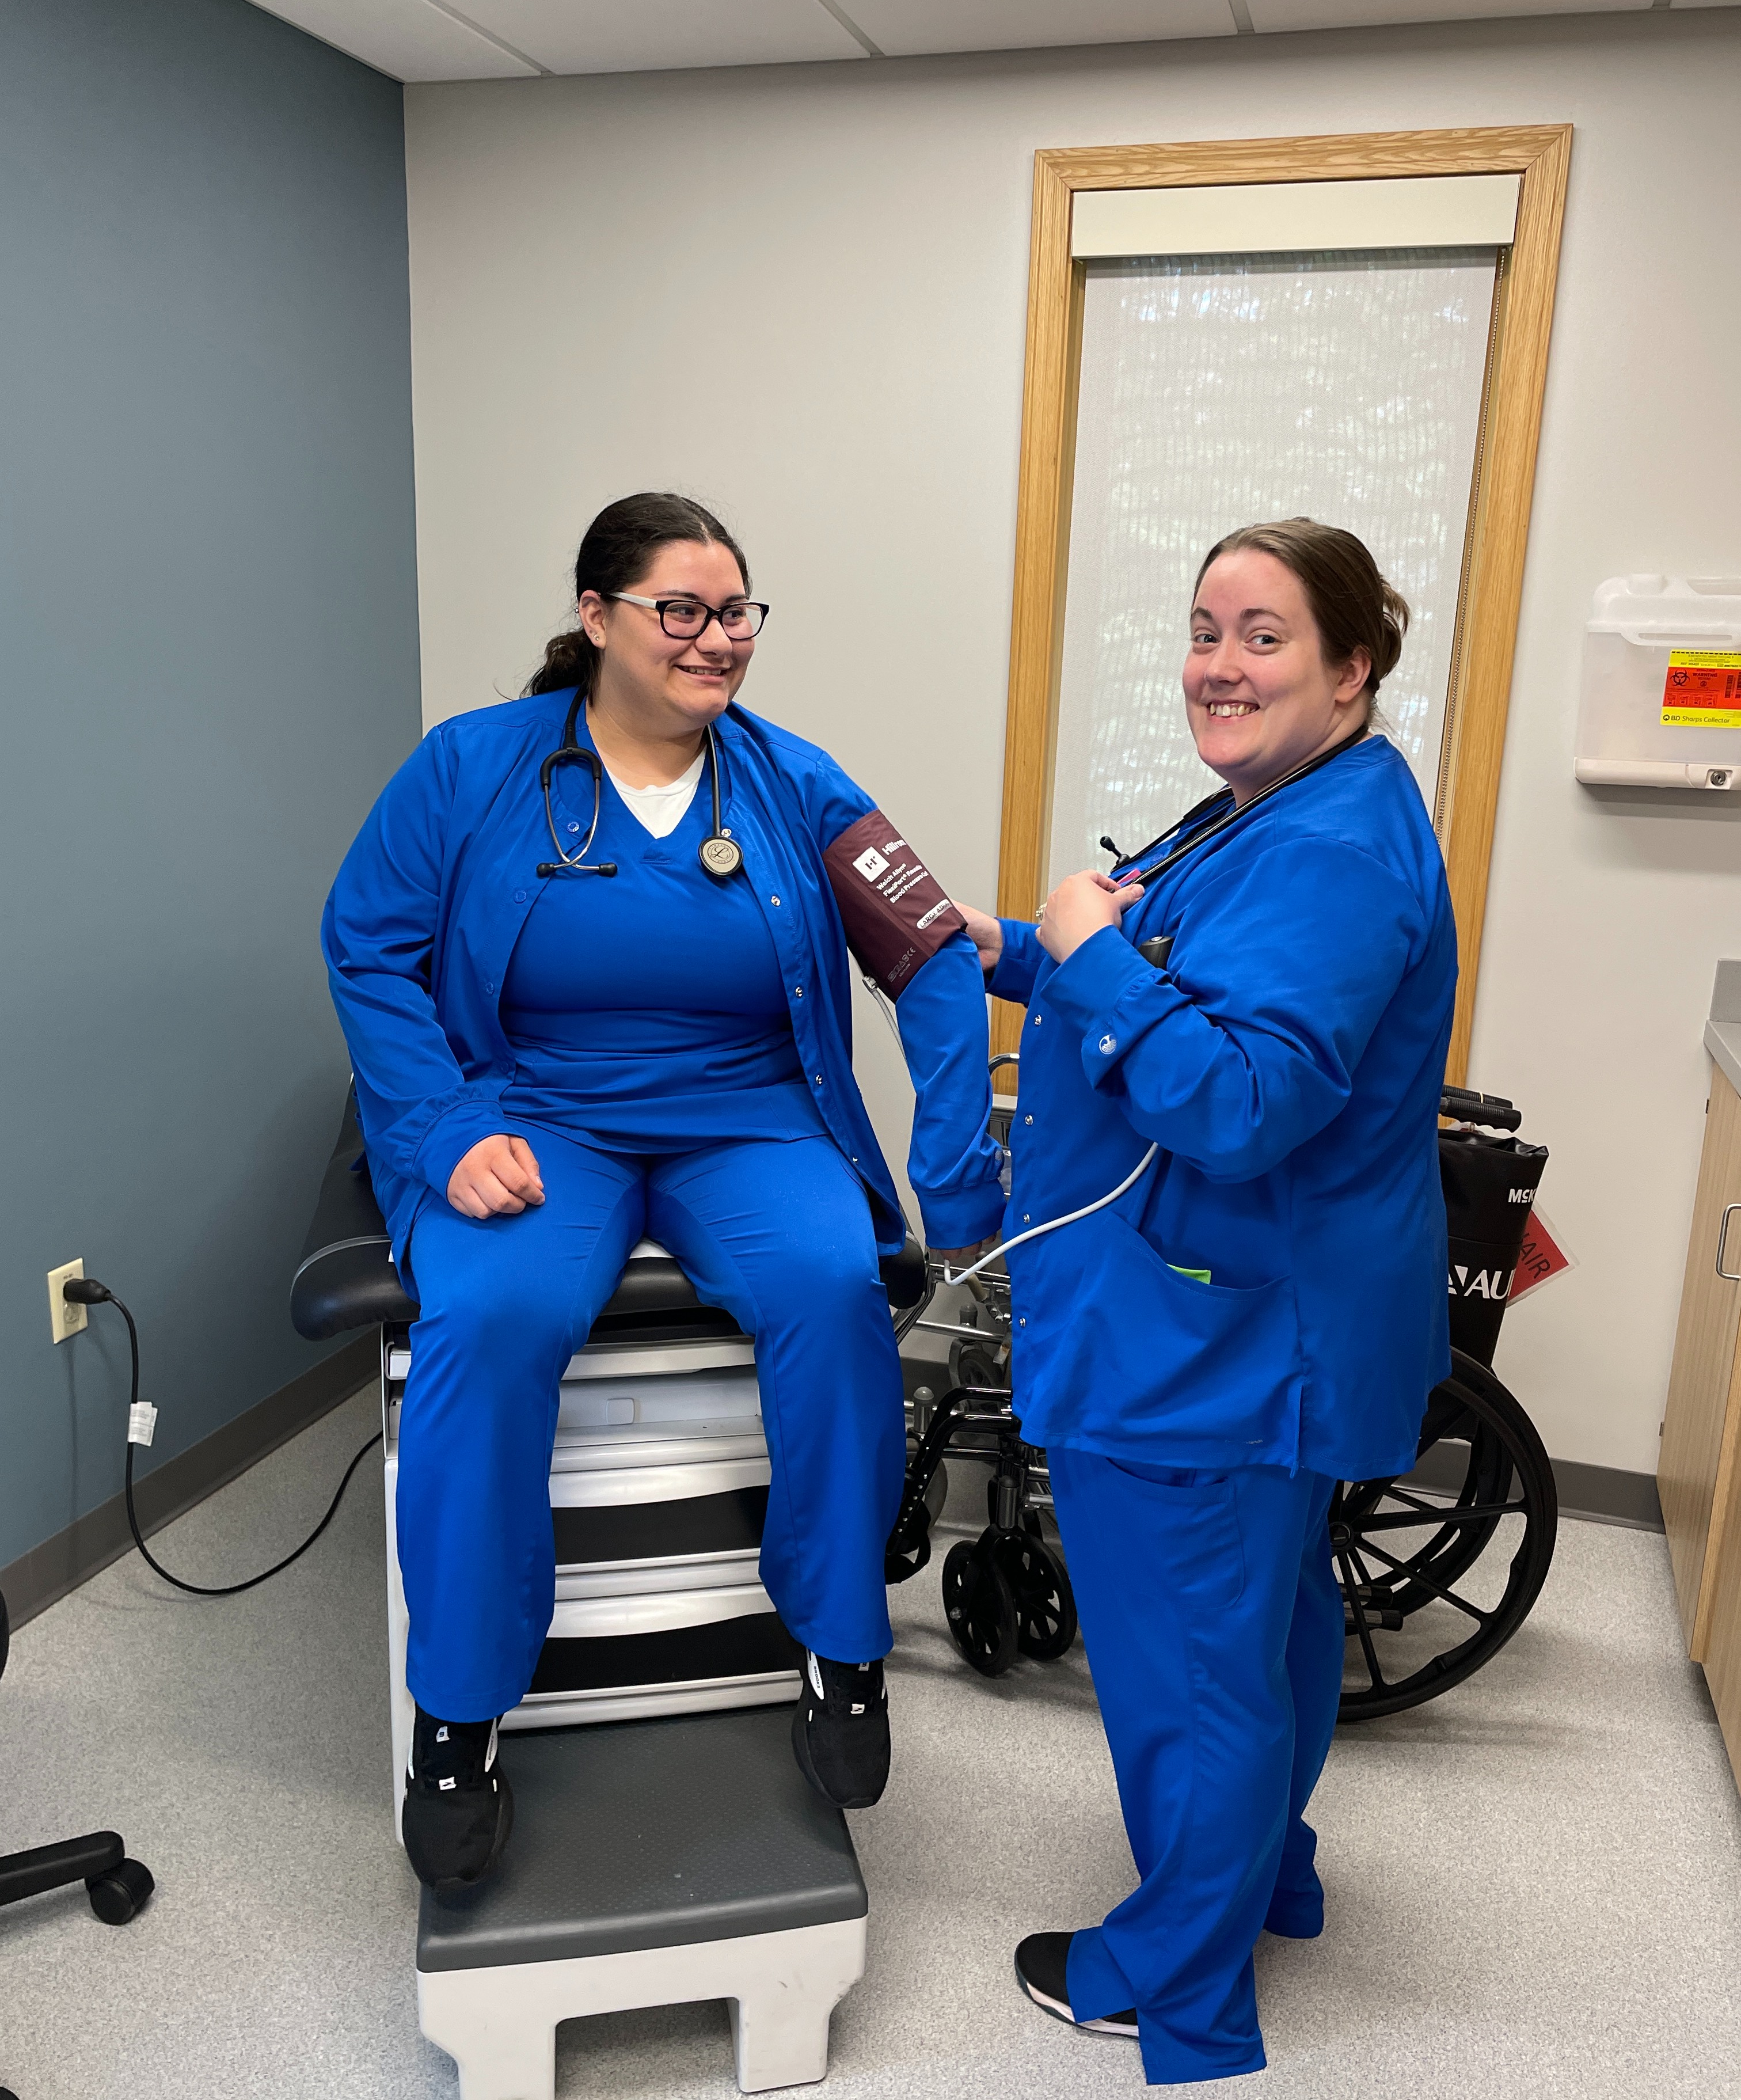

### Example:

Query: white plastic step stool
xmin=415 ymin=1708 xmax=868 ymax=2098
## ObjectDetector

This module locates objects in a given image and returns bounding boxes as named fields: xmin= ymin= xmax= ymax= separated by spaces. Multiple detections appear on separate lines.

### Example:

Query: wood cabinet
xmin=1702 ymin=1452 xmax=1741 ymax=1773
xmin=1660 ymin=1059 xmax=1741 ymax=1783
xmin=1660 ymin=1062 xmax=1741 ymax=1656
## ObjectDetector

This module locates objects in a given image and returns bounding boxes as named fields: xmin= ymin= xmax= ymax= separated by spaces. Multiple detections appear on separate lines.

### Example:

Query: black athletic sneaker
xmin=1014 ymin=1932 xmax=1138 ymax=2038
xmin=790 ymin=1650 xmax=890 ymax=1809
xmin=401 ymin=1706 xmax=515 ymax=1894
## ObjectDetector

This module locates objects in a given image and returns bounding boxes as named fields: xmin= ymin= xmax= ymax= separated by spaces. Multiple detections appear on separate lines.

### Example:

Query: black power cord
xmin=64 ymin=1278 xmax=381 ymax=1598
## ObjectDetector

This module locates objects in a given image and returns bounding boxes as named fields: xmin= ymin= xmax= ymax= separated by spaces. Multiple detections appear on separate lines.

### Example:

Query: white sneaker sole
xmin=1016 ymin=1965 xmax=1139 ymax=2038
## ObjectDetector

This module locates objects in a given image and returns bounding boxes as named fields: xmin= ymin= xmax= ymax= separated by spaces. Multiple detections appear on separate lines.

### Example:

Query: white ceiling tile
xmin=1247 ymin=0 xmax=1644 ymax=27
xmin=247 ymin=0 xmax=538 ymax=79
xmin=842 ymin=0 xmax=1236 ymax=54
xmin=453 ymin=1 xmax=866 ymax=74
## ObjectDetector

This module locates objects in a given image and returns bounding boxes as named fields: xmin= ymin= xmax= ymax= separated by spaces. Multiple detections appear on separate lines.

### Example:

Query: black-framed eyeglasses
xmin=611 ymin=591 xmax=769 ymax=641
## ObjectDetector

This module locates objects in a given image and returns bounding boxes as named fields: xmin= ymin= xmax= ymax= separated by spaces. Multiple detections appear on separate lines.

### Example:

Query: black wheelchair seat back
xmin=1438 ymin=1085 xmax=1549 ymax=1367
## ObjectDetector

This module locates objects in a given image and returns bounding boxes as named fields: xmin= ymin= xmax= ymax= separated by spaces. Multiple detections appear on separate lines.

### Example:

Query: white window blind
xmin=1047 ymin=246 xmax=1497 ymax=889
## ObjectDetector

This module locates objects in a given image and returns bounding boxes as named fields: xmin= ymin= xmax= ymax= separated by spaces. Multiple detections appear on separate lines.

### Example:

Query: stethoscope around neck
xmin=536 ymin=690 xmax=744 ymax=882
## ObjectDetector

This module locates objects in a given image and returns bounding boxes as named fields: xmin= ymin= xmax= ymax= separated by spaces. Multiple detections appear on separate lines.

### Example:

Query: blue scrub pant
xmin=396 ymin=1123 xmax=906 ymax=1722
xmin=1047 ymin=1452 xmax=1342 ymax=2086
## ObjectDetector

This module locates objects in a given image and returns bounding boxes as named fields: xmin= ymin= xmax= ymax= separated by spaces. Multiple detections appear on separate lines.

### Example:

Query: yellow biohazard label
xmin=1662 ymin=650 xmax=1741 ymax=729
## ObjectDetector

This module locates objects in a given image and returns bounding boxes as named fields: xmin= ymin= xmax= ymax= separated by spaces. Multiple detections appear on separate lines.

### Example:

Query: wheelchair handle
xmin=1440 ymin=1085 xmax=1522 ymax=1133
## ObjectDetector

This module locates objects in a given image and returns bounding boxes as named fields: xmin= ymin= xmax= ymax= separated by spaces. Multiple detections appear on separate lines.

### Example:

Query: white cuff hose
xmin=942 ymin=1142 xmax=1160 ymax=1288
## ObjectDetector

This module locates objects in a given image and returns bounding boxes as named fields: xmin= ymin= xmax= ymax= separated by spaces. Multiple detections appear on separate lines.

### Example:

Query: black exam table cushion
xmin=291 ymin=1088 xmax=928 ymax=1340
xmin=289 ymin=1089 xmax=729 ymax=1343
xmin=416 ymin=1705 xmax=865 ymax=1970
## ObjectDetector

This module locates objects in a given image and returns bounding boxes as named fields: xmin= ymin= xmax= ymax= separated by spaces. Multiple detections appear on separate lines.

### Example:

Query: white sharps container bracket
xmin=1576 ymin=575 xmax=1741 ymax=791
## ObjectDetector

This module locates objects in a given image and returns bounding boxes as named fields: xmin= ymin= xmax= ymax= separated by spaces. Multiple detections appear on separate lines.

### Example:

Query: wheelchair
xmin=885 ymin=1073 xmax=1560 ymax=1723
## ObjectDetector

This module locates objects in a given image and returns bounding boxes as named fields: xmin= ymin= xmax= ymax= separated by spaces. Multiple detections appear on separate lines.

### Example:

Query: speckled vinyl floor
xmin=2 ymin=1384 xmax=1738 ymax=2100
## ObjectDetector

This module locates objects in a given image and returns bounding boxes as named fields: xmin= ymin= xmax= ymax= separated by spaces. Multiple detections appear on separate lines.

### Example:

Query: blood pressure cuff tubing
xmin=823 ymin=811 xmax=966 ymax=998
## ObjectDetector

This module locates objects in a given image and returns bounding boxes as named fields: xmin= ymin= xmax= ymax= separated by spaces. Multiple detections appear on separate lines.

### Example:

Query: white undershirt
xmin=605 ymin=747 xmax=705 ymax=841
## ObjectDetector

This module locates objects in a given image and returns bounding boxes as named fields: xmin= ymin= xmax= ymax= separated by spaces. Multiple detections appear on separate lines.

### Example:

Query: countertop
xmin=1706 ymin=962 xmax=1741 ymax=1095
xmin=1706 ymin=1020 xmax=1741 ymax=1101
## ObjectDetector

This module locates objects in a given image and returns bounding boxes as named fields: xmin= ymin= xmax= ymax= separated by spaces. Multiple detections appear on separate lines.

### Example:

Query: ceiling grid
xmin=245 ymin=0 xmax=1734 ymax=82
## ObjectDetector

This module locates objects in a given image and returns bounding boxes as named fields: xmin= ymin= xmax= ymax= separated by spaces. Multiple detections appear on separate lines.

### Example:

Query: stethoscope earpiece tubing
xmin=1119 ymin=728 xmax=1370 ymax=891
xmin=538 ymin=695 xmax=740 ymax=881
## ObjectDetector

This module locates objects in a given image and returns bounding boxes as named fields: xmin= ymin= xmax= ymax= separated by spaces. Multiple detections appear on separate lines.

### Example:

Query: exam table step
xmin=416 ymin=1705 xmax=868 ymax=2097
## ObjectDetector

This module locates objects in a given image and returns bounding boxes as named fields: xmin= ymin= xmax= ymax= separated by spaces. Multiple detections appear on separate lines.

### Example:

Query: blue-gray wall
xmin=0 ymin=0 xmax=421 ymax=1569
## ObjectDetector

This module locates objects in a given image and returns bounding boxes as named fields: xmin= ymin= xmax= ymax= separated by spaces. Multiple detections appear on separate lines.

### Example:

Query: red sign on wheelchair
xmin=1508 ymin=1207 xmax=1573 ymax=1305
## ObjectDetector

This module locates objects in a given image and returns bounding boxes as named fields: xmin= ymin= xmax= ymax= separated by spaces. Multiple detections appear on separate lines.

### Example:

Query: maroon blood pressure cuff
xmin=823 ymin=811 xmax=967 ymax=999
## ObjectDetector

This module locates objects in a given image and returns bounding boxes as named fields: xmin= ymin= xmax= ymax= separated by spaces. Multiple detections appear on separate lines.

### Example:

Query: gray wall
xmin=0 ymin=0 xmax=421 ymax=1571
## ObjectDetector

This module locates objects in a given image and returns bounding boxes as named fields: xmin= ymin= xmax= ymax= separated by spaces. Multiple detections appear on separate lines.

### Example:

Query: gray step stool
xmin=415 ymin=1709 xmax=869 ymax=2098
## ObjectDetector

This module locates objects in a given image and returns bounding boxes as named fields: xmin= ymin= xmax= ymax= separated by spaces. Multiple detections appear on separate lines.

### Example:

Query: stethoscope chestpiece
xmin=698 ymin=833 xmax=744 ymax=878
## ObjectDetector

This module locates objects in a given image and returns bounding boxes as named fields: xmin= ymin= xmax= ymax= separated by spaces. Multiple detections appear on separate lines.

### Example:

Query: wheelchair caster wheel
xmin=993 ymin=1531 xmax=1078 ymax=1661
xmin=941 ymin=1537 xmax=1018 ymax=1677
xmin=86 ymin=1857 xmax=154 ymax=1926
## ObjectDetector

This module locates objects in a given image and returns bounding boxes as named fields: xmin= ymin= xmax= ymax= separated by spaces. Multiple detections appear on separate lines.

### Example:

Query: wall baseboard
xmin=1549 ymin=1459 xmax=1664 ymax=1532
xmin=904 ymin=1358 xmax=1664 ymax=1532
xmin=1405 ymin=1443 xmax=1662 ymax=1531
xmin=0 ymin=1334 xmax=377 ymax=1632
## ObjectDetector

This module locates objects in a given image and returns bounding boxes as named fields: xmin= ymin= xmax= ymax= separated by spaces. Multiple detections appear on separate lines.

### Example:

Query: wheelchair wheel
xmin=1336 ymin=1349 xmax=1557 ymax=1722
xmin=941 ymin=1537 xmax=1018 ymax=1677
xmin=993 ymin=1528 xmax=1078 ymax=1661
xmin=949 ymin=1336 xmax=1008 ymax=1393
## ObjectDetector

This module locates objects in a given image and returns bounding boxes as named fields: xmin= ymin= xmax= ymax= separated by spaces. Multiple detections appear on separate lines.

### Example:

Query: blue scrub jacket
xmin=991 ymin=736 xmax=1456 ymax=1482
xmin=322 ymin=689 xmax=1007 ymax=1264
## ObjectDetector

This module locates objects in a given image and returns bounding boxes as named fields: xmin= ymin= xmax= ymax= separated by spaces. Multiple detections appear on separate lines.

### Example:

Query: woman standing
xmin=325 ymin=493 xmax=1003 ymax=1892
xmin=956 ymin=520 xmax=1457 ymax=2083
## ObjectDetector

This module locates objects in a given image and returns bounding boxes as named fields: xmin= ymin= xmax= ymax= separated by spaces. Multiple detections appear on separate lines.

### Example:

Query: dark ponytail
xmin=524 ymin=493 xmax=751 ymax=698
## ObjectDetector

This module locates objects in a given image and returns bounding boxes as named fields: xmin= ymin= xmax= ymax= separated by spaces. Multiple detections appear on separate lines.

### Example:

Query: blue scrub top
xmin=500 ymin=739 xmax=828 ymax=1152
xmin=322 ymin=690 xmax=1006 ymax=1263
xmin=990 ymin=735 xmax=1456 ymax=1482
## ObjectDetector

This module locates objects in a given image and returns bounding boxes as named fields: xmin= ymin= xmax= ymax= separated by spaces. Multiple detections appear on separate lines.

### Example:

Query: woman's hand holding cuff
xmin=953 ymin=899 xmax=1004 ymax=980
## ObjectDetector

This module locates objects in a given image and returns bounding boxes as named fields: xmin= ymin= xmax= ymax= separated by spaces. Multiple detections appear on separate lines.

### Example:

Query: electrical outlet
xmin=48 ymin=1258 xmax=87 ymax=1344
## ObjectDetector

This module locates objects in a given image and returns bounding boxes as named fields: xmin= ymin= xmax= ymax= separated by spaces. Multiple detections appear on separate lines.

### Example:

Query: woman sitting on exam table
xmin=955 ymin=519 xmax=1457 ymax=2085
xmin=322 ymin=492 xmax=1003 ymax=1893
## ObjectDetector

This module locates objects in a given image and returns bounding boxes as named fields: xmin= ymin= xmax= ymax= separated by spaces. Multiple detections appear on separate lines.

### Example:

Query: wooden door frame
xmin=993 ymin=124 xmax=1573 ymax=1080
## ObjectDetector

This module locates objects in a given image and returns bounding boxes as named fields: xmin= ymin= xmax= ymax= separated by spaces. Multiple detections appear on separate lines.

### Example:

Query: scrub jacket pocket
xmin=1008 ymin=1213 xmax=1303 ymax=1468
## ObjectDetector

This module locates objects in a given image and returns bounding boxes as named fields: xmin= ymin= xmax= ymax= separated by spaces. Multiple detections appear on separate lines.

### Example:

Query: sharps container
xmin=1576 ymin=574 xmax=1741 ymax=791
